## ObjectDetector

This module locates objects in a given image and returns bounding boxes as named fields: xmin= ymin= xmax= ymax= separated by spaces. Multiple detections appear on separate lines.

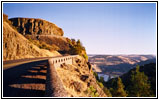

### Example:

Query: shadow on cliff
xmin=3 ymin=60 xmax=48 ymax=97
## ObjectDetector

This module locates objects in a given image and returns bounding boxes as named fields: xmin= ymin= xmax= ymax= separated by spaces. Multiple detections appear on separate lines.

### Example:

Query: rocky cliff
xmin=9 ymin=18 xmax=64 ymax=36
xmin=3 ymin=14 xmax=61 ymax=61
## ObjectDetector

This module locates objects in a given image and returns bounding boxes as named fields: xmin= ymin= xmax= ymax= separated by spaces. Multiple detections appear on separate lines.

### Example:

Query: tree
xmin=71 ymin=38 xmax=76 ymax=45
xmin=103 ymin=87 xmax=112 ymax=97
xmin=127 ymin=65 xmax=153 ymax=97
xmin=114 ymin=77 xmax=127 ymax=97
xmin=68 ymin=39 xmax=88 ymax=60
xmin=76 ymin=39 xmax=81 ymax=46
xmin=100 ymin=76 xmax=104 ymax=83
xmin=93 ymin=72 xmax=99 ymax=81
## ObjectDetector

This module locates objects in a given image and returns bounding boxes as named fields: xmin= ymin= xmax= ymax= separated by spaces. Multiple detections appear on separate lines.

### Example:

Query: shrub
xmin=86 ymin=86 xmax=99 ymax=97
xmin=82 ymin=53 xmax=88 ymax=61
xmin=97 ymin=81 xmax=104 ymax=89
xmin=100 ymin=76 xmax=105 ymax=83
xmin=103 ymin=87 xmax=112 ymax=97
xmin=93 ymin=72 xmax=99 ymax=81
xmin=93 ymin=72 xmax=112 ymax=97
xmin=68 ymin=39 xmax=88 ymax=60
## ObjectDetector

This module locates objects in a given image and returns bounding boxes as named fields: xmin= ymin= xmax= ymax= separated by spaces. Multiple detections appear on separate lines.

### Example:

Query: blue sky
xmin=3 ymin=3 xmax=156 ymax=55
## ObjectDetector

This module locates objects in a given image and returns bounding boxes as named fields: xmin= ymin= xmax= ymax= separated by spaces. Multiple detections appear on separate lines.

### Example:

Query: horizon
xmin=87 ymin=54 xmax=156 ymax=56
xmin=3 ymin=3 xmax=157 ymax=55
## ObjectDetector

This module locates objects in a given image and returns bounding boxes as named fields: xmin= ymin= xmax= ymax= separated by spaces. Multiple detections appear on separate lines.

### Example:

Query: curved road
xmin=3 ymin=57 xmax=54 ymax=97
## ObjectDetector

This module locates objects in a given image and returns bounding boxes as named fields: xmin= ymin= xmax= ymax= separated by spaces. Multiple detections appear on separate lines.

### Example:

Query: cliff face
xmin=3 ymin=15 xmax=61 ymax=61
xmin=9 ymin=18 xmax=64 ymax=36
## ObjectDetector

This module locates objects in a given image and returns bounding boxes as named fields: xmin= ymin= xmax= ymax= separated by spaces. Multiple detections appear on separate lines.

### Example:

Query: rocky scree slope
xmin=56 ymin=56 xmax=107 ymax=97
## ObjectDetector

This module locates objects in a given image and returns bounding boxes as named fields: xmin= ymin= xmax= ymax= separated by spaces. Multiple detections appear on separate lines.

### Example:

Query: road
xmin=3 ymin=57 xmax=55 ymax=70
xmin=3 ymin=57 xmax=52 ymax=97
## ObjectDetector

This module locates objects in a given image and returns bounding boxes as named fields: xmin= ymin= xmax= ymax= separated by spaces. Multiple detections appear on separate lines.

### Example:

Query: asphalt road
xmin=3 ymin=57 xmax=51 ymax=97
xmin=3 ymin=57 xmax=55 ymax=70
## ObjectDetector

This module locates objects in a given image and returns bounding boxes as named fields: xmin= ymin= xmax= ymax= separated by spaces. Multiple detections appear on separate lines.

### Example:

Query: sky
xmin=3 ymin=3 xmax=157 ymax=55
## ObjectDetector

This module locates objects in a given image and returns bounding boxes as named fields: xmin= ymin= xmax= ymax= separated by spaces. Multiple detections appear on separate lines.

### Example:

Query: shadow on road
xmin=3 ymin=60 xmax=48 ymax=97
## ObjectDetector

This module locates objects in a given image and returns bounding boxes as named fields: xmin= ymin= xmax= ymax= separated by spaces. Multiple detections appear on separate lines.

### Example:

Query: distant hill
xmin=89 ymin=55 xmax=156 ymax=75
xmin=133 ymin=58 xmax=156 ymax=67
xmin=89 ymin=55 xmax=155 ymax=65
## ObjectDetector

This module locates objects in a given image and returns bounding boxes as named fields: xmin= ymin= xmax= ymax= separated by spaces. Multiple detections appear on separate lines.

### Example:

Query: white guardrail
xmin=45 ymin=55 xmax=78 ymax=97
xmin=48 ymin=55 xmax=78 ymax=68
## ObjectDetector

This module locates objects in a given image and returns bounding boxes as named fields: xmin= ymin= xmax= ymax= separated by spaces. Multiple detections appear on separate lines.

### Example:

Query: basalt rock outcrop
xmin=3 ymin=14 xmax=61 ymax=61
xmin=9 ymin=18 xmax=64 ymax=36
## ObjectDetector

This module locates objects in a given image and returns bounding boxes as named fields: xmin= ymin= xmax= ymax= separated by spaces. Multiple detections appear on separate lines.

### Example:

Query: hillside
xmin=7 ymin=15 xmax=88 ymax=59
xmin=25 ymin=35 xmax=70 ymax=54
xmin=89 ymin=55 xmax=156 ymax=76
xmin=3 ymin=14 xmax=61 ymax=61
xmin=105 ymin=63 xmax=156 ymax=97
xmin=89 ymin=55 xmax=155 ymax=66
xmin=3 ymin=14 xmax=87 ymax=61
xmin=56 ymin=56 xmax=106 ymax=97
xmin=3 ymin=13 xmax=88 ymax=61
xmin=121 ymin=63 xmax=156 ymax=96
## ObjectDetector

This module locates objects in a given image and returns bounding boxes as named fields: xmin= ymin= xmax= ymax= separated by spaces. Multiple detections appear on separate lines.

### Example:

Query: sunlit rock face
xmin=9 ymin=18 xmax=64 ymax=36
